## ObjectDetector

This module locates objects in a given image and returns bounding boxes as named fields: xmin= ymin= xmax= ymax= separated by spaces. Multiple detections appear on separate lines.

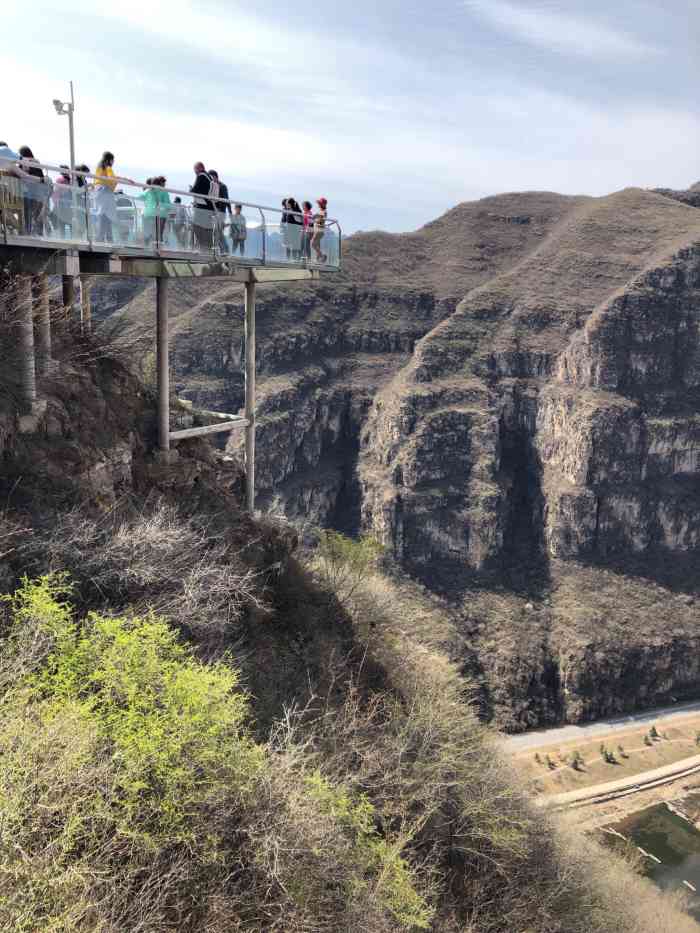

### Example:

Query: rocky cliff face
xmin=110 ymin=184 xmax=700 ymax=731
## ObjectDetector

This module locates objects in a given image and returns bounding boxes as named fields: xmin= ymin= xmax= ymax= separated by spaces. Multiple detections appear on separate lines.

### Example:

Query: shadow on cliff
xmin=581 ymin=546 xmax=700 ymax=597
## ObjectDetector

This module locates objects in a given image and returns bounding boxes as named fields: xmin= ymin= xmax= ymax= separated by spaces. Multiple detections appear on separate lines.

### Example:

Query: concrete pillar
xmin=17 ymin=277 xmax=37 ymax=412
xmin=156 ymin=277 xmax=169 ymax=451
xmin=34 ymin=273 xmax=52 ymax=374
xmin=80 ymin=275 xmax=92 ymax=333
xmin=244 ymin=278 xmax=256 ymax=512
xmin=62 ymin=274 xmax=75 ymax=322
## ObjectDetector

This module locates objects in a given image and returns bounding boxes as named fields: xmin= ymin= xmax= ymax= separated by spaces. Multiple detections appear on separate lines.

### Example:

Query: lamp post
xmin=53 ymin=82 xmax=77 ymax=320
xmin=52 ymin=81 xmax=76 ymax=184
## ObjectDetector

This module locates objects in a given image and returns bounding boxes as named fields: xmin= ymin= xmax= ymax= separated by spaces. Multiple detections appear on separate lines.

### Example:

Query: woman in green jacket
xmin=140 ymin=176 xmax=171 ymax=247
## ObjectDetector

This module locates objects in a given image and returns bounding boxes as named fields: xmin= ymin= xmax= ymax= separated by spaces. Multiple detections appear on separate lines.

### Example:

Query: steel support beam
xmin=80 ymin=275 xmax=92 ymax=333
xmin=34 ymin=273 xmax=52 ymax=375
xmin=244 ymin=279 xmax=256 ymax=512
xmin=17 ymin=277 xmax=37 ymax=411
xmin=156 ymin=277 xmax=170 ymax=451
xmin=170 ymin=418 xmax=248 ymax=441
xmin=62 ymin=274 xmax=75 ymax=321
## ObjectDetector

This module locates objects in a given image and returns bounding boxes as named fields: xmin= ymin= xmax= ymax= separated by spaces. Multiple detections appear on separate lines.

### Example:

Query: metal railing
xmin=0 ymin=158 xmax=341 ymax=271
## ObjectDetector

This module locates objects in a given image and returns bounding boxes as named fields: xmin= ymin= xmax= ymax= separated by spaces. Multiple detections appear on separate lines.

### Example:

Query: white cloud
xmin=466 ymin=0 xmax=661 ymax=60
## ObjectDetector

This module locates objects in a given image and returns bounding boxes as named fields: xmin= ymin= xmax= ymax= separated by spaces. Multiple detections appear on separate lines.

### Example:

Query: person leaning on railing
xmin=0 ymin=142 xmax=35 ymax=181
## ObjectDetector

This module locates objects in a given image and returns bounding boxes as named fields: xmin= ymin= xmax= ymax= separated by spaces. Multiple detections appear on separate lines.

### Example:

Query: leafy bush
xmin=0 ymin=575 xmax=431 ymax=932
xmin=314 ymin=530 xmax=384 ymax=603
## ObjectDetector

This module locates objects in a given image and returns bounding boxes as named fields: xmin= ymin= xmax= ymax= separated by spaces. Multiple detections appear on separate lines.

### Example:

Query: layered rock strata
xmin=110 ymin=186 xmax=700 ymax=729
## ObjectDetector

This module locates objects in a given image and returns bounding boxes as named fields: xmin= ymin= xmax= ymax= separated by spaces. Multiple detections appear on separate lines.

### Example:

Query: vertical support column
xmin=62 ymin=274 xmax=75 ymax=322
xmin=156 ymin=276 xmax=170 ymax=451
xmin=80 ymin=275 xmax=92 ymax=333
xmin=34 ymin=273 xmax=52 ymax=375
xmin=17 ymin=276 xmax=37 ymax=411
xmin=244 ymin=278 xmax=256 ymax=512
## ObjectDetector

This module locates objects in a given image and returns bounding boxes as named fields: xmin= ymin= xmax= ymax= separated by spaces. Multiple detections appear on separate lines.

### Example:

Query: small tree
xmin=315 ymin=531 xmax=384 ymax=603
xmin=571 ymin=750 xmax=584 ymax=771
xmin=535 ymin=753 xmax=542 ymax=765
xmin=650 ymin=725 xmax=659 ymax=740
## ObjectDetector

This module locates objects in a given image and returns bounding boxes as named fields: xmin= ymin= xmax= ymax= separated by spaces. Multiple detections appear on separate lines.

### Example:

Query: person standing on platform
xmin=301 ymin=200 xmax=313 ymax=261
xmin=172 ymin=197 xmax=187 ymax=248
xmin=154 ymin=176 xmax=171 ymax=245
xmin=190 ymin=161 xmax=215 ymax=250
xmin=230 ymin=204 xmax=247 ymax=255
xmin=52 ymin=165 xmax=72 ymax=237
xmin=311 ymin=197 xmax=328 ymax=264
xmin=18 ymin=145 xmax=47 ymax=236
xmin=94 ymin=151 xmax=131 ymax=244
xmin=286 ymin=197 xmax=303 ymax=260
xmin=280 ymin=198 xmax=292 ymax=259
xmin=209 ymin=170 xmax=231 ymax=253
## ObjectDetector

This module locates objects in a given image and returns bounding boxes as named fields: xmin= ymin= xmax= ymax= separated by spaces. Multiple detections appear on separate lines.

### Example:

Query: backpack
xmin=208 ymin=177 xmax=220 ymax=203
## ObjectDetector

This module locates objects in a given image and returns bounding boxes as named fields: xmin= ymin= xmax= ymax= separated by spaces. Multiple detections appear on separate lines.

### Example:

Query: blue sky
xmin=3 ymin=0 xmax=698 ymax=233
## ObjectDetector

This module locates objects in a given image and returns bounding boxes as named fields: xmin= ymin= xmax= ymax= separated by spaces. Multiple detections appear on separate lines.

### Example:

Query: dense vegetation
xmin=0 ymin=508 xmax=697 ymax=932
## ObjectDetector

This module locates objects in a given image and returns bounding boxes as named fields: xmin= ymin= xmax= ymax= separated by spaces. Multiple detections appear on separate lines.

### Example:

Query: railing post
xmin=259 ymin=208 xmax=266 ymax=265
xmin=34 ymin=273 xmax=52 ymax=374
xmin=244 ymin=277 xmax=256 ymax=511
xmin=156 ymin=276 xmax=170 ymax=451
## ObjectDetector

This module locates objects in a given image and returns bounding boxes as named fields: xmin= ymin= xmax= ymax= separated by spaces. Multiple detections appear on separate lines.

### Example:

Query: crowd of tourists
xmin=0 ymin=143 xmax=331 ymax=263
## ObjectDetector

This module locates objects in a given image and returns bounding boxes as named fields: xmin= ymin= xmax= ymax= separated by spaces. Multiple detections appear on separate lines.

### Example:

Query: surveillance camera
xmin=53 ymin=99 xmax=64 ymax=114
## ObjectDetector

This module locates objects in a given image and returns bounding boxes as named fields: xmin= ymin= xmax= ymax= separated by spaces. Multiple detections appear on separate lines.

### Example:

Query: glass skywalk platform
xmin=0 ymin=160 xmax=341 ymax=272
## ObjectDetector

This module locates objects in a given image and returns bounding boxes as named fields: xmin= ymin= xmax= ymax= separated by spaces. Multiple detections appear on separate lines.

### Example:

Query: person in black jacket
xmin=209 ymin=170 xmax=231 ymax=253
xmin=286 ymin=197 xmax=303 ymax=261
xmin=190 ymin=161 xmax=214 ymax=250
xmin=18 ymin=145 xmax=47 ymax=236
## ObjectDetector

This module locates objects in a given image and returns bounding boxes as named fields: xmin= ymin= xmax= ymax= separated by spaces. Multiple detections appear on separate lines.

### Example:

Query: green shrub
xmin=304 ymin=770 xmax=432 ymax=929
xmin=314 ymin=530 xmax=384 ymax=603
xmin=0 ymin=575 xmax=431 ymax=932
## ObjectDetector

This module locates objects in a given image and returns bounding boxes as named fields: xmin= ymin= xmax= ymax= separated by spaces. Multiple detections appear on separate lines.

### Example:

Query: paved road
xmin=535 ymin=754 xmax=700 ymax=811
xmin=504 ymin=699 xmax=700 ymax=753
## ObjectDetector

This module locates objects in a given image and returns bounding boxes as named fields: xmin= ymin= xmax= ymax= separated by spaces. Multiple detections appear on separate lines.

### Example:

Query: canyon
xmin=103 ymin=184 xmax=700 ymax=730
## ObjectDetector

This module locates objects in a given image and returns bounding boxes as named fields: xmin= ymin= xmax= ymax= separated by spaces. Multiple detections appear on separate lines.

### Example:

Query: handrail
xmin=0 ymin=156 xmax=340 ymax=227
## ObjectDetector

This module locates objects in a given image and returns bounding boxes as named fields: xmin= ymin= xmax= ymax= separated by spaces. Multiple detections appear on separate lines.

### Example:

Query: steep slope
xmin=3 ymin=321 xmax=697 ymax=933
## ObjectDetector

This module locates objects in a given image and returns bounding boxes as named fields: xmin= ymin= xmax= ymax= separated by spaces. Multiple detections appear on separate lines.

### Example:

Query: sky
xmin=3 ymin=0 xmax=699 ymax=233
